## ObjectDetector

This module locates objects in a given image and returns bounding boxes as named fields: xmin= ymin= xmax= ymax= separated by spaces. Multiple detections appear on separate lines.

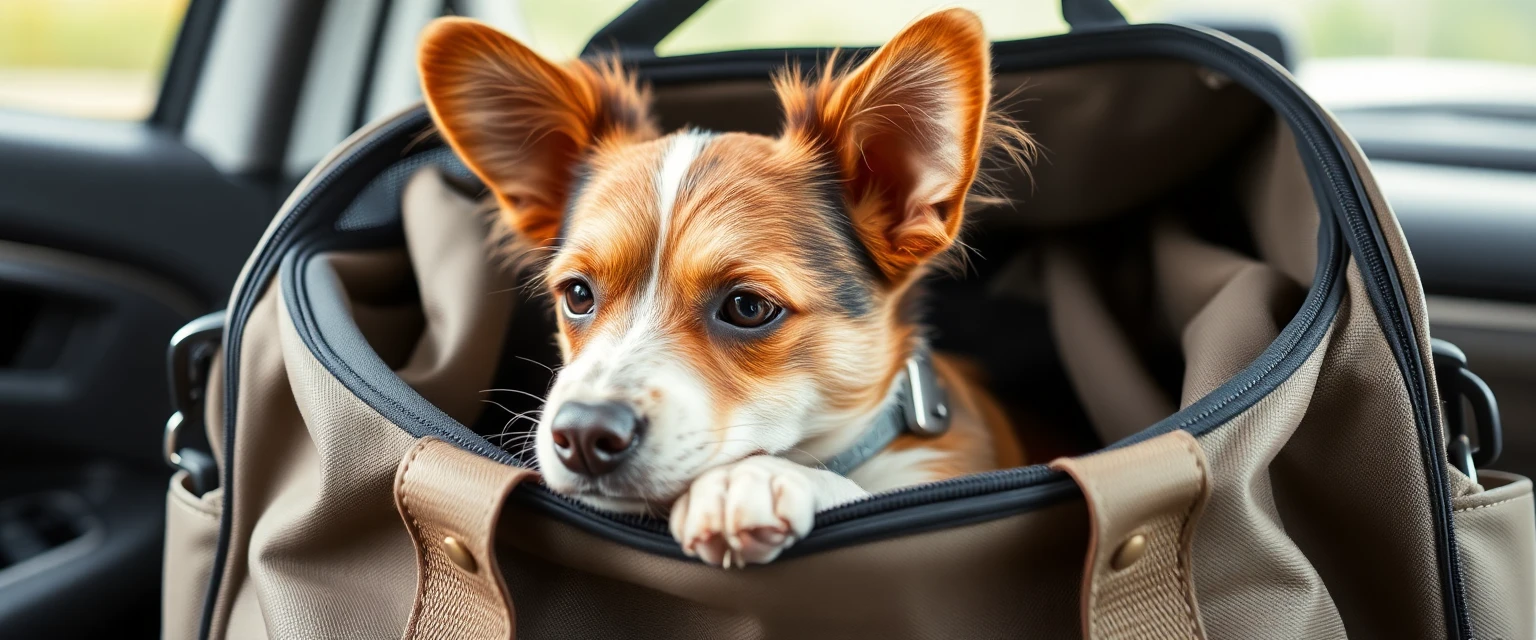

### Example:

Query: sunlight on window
xmin=0 ymin=0 xmax=190 ymax=120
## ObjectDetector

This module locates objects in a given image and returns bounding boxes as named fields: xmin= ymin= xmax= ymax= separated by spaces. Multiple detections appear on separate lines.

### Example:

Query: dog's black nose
xmin=549 ymin=401 xmax=643 ymax=476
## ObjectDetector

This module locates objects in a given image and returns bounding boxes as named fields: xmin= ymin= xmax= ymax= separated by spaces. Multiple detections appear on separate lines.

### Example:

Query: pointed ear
xmin=418 ymin=18 xmax=656 ymax=245
xmin=782 ymin=9 xmax=994 ymax=281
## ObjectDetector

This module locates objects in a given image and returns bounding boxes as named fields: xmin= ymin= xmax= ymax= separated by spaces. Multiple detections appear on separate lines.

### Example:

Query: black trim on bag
xmin=201 ymin=24 xmax=1468 ymax=639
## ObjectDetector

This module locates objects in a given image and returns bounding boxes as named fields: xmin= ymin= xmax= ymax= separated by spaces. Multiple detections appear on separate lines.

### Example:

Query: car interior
xmin=0 ymin=0 xmax=1532 ymax=636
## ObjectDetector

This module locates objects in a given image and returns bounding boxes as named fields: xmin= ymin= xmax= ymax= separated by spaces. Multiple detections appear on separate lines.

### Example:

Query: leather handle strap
xmin=1050 ymin=430 xmax=1211 ymax=640
xmin=395 ymin=438 xmax=537 ymax=640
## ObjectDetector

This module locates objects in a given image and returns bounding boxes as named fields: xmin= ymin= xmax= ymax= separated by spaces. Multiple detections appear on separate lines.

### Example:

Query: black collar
xmin=820 ymin=346 xmax=952 ymax=476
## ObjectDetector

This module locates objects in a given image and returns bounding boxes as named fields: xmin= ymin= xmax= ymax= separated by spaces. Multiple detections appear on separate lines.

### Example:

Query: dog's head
xmin=419 ymin=9 xmax=1021 ymax=510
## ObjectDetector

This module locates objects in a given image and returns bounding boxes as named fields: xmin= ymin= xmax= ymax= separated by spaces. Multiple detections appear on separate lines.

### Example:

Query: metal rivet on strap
xmin=442 ymin=536 xmax=478 ymax=573
xmin=1110 ymin=533 xmax=1147 ymax=570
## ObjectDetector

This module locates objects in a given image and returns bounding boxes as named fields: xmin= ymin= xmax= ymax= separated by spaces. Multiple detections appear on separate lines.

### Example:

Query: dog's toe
xmin=673 ymin=467 xmax=731 ymax=564
xmin=690 ymin=533 xmax=732 ymax=567
xmin=731 ymin=526 xmax=790 ymax=564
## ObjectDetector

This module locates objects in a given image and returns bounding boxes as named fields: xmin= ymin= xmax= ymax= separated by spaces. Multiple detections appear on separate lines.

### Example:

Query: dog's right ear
xmin=775 ymin=9 xmax=1003 ymax=285
xmin=418 ymin=18 xmax=656 ymax=245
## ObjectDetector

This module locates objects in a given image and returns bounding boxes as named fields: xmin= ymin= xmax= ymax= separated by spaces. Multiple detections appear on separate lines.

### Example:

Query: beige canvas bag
xmin=159 ymin=2 xmax=1535 ymax=638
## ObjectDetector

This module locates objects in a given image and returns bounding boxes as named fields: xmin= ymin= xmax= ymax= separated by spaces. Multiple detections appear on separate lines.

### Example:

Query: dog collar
xmin=820 ymin=346 xmax=952 ymax=476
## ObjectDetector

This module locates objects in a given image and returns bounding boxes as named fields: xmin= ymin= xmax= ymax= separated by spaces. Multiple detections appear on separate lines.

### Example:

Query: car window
xmin=520 ymin=0 xmax=1536 ymax=68
xmin=0 ymin=0 xmax=191 ymax=120
xmin=660 ymin=0 xmax=1068 ymax=55
xmin=516 ymin=0 xmax=634 ymax=59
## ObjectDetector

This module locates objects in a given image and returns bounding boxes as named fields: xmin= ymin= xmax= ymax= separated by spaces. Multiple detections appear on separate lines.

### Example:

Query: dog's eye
xmin=563 ymin=280 xmax=595 ymax=317
xmin=719 ymin=291 xmax=780 ymax=328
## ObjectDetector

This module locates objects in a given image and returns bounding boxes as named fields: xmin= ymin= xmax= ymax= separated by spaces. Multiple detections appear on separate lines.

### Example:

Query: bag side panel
xmin=1190 ymin=328 xmax=1347 ymax=639
xmin=499 ymin=501 xmax=1088 ymax=640
xmin=207 ymin=161 xmax=519 ymax=639
xmin=1453 ymin=470 xmax=1536 ymax=639
xmin=1271 ymin=264 xmax=1448 ymax=638
xmin=208 ymin=284 xmax=292 ymax=639
xmin=163 ymin=472 xmax=224 ymax=640
xmin=207 ymin=279 xmax=421 ymax=640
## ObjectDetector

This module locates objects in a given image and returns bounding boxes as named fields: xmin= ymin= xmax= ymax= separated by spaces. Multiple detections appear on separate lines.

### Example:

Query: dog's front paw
xmin=669 ymin=456 xmax=862 ymax=567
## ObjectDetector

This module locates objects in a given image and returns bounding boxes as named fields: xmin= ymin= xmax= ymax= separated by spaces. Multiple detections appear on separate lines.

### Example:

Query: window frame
xmin=151 ymin=0 xmax=227 ymax=131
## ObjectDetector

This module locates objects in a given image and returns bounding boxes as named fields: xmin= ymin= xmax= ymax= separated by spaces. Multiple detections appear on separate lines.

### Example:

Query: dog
xmin=418 ymin=8 xmax=1028 ymax=567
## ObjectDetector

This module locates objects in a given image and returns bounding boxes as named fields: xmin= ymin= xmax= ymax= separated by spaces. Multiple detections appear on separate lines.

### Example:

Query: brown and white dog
xmin=418 ymin=9 xmax=1027 ymax=567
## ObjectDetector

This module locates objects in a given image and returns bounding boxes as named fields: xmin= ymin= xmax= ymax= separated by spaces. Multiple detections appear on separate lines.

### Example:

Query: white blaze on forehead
xmin=537 ymin=133 xmax=723 ymax=498
xmin=644 ymin=130 xmax=714 ymax=306
xmin=564 ymin=130 xmax=716 ymax=395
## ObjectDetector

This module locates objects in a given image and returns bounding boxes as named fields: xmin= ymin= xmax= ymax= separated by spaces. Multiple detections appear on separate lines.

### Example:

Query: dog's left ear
xmin=782 ymin=9 xmax=992 ymax=282
xmin=418 ymin=18 xmax=656 ymax=246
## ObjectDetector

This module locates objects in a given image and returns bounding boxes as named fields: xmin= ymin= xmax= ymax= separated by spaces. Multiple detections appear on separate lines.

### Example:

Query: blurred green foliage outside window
xmin=0 ymin=0 xmax=188 ymax=119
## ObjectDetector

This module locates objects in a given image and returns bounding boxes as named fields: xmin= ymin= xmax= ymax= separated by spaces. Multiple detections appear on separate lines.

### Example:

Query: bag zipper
xmin=206 ymin=23 xmax=1467 ymax=640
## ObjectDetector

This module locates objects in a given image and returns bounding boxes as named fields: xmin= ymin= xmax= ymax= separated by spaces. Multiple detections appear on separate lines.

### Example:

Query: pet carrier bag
xmin=160 ymin=0 xmax=1533 ymax=638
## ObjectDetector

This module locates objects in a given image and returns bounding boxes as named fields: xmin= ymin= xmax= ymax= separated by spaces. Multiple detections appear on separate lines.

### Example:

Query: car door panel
xmin=0 ymin=114 xmax=275 ymax=305
xmin=1426 ymin=296 xmax=1536 ymax=478
xmin=1377 ymin=158 xmax=1536 ymax=481
xmin=0 ymin=239 xmax=200 ymax=463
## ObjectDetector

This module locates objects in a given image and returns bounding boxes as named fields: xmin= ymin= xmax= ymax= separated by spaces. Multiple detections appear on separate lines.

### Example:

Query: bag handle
xmin=581 ymin=0 xmax=1127 ymax=57
xmin=396 ymin=438 xmax=538 ymax=640
xmin=1049 ymin=430 xmax=1211 ymax=640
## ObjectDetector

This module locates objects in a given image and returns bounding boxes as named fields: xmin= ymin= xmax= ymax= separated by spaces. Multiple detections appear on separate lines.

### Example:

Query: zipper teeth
xmin=815 ymin=465 xmax=1062 ymax=524
xmin=525 ymin=464 xmax=1067 ymax=534
xmin=540 ymin=488 xmax=672 ymax=534
xmin=1288 ymin=68 xmax=1474 ymax=640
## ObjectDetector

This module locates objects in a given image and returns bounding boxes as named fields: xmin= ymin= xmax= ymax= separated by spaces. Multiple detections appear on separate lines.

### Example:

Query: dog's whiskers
xmin=512 ymin=355 xmax=559 ymax=374
xmin=480 ymin=398 xmax=520 ymax=417
xmin=491 ymin=430 xmax=540 ymax=445
xmin=481 ymin=387 xmax=549 ymax=404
